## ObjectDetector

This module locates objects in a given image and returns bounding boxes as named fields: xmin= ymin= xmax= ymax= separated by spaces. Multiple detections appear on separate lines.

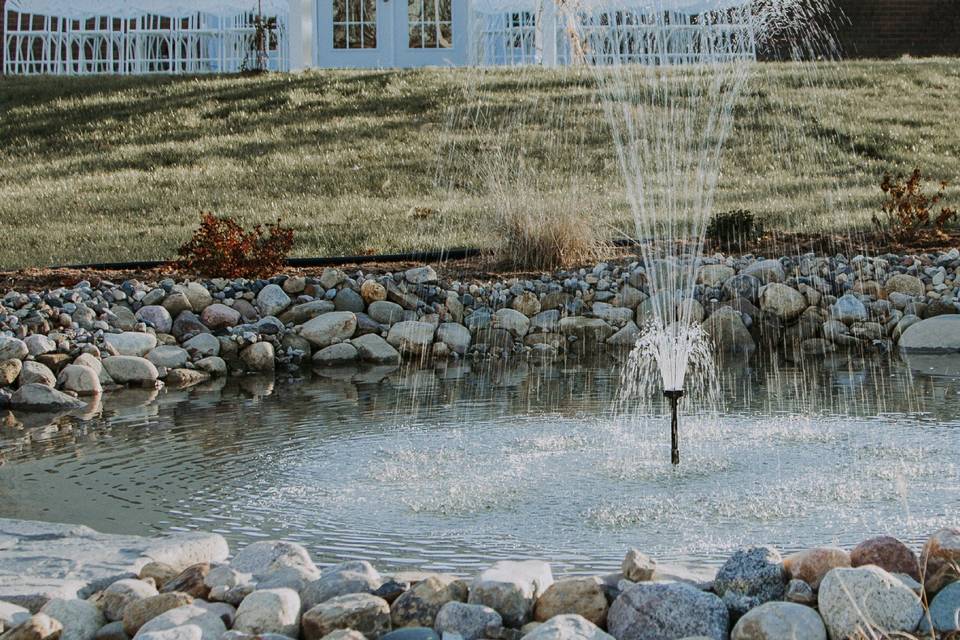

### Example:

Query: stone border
xmin=1 ymin=249 xmax=958 ymax=412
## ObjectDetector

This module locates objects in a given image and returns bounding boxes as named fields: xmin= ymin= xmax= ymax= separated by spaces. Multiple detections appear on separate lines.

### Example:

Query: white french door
xmin=317 ymin=0 xmax=394 ymax=67
xmin=316 ymin=0 xmax=467 ymax=68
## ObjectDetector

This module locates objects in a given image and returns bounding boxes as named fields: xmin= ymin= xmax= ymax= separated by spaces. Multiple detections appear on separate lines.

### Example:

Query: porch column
xmin=288 ymin=0 xmax=314 ymax=71
xmin=539 ymin=0 xmax=558 ymax=67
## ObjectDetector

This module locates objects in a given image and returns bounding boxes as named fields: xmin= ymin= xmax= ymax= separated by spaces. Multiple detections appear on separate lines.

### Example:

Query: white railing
xmin=3 ymin=3 xmax=289 ymax=74
xmin=470 ymin=0 xmax=756 ymax=66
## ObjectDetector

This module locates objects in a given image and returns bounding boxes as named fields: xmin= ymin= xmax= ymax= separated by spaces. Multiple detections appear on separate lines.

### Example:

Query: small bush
xmin=873 ymin=168 xmax=957 ymax=242
xmin=706 ymin=209 xmax=762 ymax=249
xmin=495 ymin=208 xmax=605 ymax=271
xmin=177 ymin=213 xmax=294 ymax=278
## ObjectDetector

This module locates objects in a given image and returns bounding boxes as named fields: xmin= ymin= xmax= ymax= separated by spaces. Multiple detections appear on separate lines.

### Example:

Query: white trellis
xmin=3 ymin=0 xmax=290 ymax=74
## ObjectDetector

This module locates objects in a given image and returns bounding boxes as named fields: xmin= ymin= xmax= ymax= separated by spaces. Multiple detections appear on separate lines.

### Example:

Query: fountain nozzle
xmin=663 ymin=389 xmax=684 ymax=465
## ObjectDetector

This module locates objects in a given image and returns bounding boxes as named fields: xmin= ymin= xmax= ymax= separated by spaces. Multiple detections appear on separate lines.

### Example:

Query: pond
xmin=1 ymin=351 xmax=958 ymax=576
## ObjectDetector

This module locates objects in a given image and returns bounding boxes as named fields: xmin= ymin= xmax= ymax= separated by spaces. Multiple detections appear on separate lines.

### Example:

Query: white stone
xmin=19 ymin=361 xmax=58 ymax=387
xmin=817 ymin=565 xmax=923 ymax=640
xmin=56 ymin=365 xmax=101 ymax=396
xmin=434 ymin=323 xmax=471 ymax=355
xmin=24 ymin=334 xmax=57 ymax=357
xmin=146 ymin=347 xmax=189 ymax=370
xmin=492 ymin=309 xmax=530 ymax=340
xmin=102 ymin=357 xmax=159 ymax=386
xmin=0 ymin=337 xmax=28 ymax=361
xmin=386 ymin=322 xmax=436 ymax=356
xmin=133 ymin=606 xmax=225 ymax=640
xmin=101 ymin=579 xmax=159 ymax=622
xmin=468 ymin=561 xmax=553 ymax=628
xmin=523 ymin=615 xmax=613 ymax=640
xmin=759 ymin=284 xmax=807 ymax=321
xmin=899 ymin=315 xmax=960 ymax=352
xmin=300 ymin=312 xmax=357 ymax=349
xmin=233 ymin=588 xmax=300 ymax=637
xmin=256 ymin=285 xmax=292 ymax=318
xmin=103 ymin=333 xmax=158 ymax=358
xmin=39 ymin=598 xmax=105 ymax=640
xmin=350 ymin=334 xmax=400 ymax=365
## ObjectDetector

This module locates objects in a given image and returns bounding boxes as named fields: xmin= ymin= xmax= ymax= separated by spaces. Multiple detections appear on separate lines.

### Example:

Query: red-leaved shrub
xmin=177 ymin=213 xmax=294 ymax=278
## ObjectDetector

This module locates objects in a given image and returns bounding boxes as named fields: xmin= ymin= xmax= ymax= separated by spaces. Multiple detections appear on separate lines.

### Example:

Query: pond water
xmin=1 ymin=351 xmax=958 ymax=577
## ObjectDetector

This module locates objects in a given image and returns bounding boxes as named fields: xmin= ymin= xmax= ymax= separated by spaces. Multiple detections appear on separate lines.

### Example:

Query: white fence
xmin=3 ymin=0 xmax=289 ymax=74
xmin=2 ymin=0 xmax=755 ymax=74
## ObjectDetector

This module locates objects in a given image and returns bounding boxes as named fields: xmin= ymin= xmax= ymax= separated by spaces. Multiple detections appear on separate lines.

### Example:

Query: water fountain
xmin=558 ymin=0 xmax=840 ymax=462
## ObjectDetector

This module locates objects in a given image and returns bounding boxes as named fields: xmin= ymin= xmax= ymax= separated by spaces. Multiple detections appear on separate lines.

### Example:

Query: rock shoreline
xmin=1 ymin=520 xmax=959 ymax=640
xmin=2 ymin=249 xmax=960 ymax=411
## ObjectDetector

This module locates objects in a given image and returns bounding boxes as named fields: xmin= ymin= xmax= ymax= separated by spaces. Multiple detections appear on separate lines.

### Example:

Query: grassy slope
xmin=0 ymin=58 xmax=958 ymax=269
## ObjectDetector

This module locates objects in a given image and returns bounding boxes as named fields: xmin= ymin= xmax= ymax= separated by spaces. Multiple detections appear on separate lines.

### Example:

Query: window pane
xmin=333 ymin=23 xmax=347 ymax=48
xmin=407 ymin=0 xmax=451 ymax=48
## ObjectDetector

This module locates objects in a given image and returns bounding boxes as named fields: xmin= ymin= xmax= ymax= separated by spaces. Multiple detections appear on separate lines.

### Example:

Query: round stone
xmin=759 ymin=283 xmax=806 ymax=321
xmin=817 ymin=566 xmax=922 ymax=640
xmin=730 ymin=601 xmax=826 ymax=640
xmin=361 ymin=280 xmax=387 ymax=304
xmin=533 ymin=577 xmax=607 ymax=627
xmin=884 ymin=273 xmax=925 ymax=298
xmin=784 ymin=547 xmax=850 ymax=590
xmin=850 ymin=536 xmax=920 ymax=582
xmin=607 ymin=582 xmax=728 ymax=640
xmin=714 ymin=546 xmax=788 ymax=616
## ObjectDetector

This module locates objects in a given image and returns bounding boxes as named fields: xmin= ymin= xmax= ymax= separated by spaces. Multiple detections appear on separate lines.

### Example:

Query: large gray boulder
xmin=103 ymin=333 xmax=157 ymax=358
xmin=524 ymin=614 xmax=613 ymax=640
xmin=233 ymin=588 xmax=300 ymax=637
xmin=256 ymin=285 xmax=292 ymax=318
xmin=920 ymin=580 xmax=960 ymax=634
xmin=301 ymin=593 xmax=391 ymax=640
xmin=817 ymin=566 xmax=923 ymax=640
xmin=703 ymin=308 xmax=755 ymax=353
xmin=386 ymin=322 xmax=435 ymax=356
xmin=433 ymin=602 xmax=501 ymax=640
xmin=492 ymin=309 xmax=530 ymax=340
xmin=390 ymin=575 xmax=466 ymax=629
xmin=0 ymin=337 xmax=28 ymax=361
xmin=9 ymin=384 xmax=86 ymax=411
xmin=468 ymin=561 xmax=553 ymax=628
xmin=301 ymin=562 xmax=382 ymax=611
xmin=713 ymin=546 xmax=788 ymax=617
xmin=102 ymin=356 xmax=159 ymax=386
xmin=56 ymin=365 xmax=102 ymax=397
xmin=39 ymin=598 xmax=105 ymax=640
xmin=435 ymin=323 xmax=471 ymax=355
xmin=132 ymin=605 xmax=225 ymax=640
xmin=730 ymin=601 xmax=826 ymax=640
xmin=351 ymin=334 xmax=401 ymax=365
xmin=899 ymin=315 xmax=960 ymax=352
xmin=743 ymin=259 xmax=785 ymax=284
xmin=229 ymin=540 xmax=319 ymax=587
xmin=759 ymin=284 xmax=806 ymax=321
xmin=101 ymin=579 xmax=159 ymax=622
xmin=607 ymin=582 xmax=728 ymax=640
xmin=300 ymin=312 xmax=357 ymax=349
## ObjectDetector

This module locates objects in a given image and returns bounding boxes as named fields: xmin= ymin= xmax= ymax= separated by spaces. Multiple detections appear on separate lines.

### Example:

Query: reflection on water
xmin=1 ymin=351 xmax=958 ymax=576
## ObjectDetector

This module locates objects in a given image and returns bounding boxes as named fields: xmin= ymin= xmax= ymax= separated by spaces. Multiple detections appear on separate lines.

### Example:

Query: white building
xmin=2 ymin=0 xmax=755 ymax=74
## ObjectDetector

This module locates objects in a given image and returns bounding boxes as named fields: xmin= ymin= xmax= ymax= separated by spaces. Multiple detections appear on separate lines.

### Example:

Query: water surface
xmin=1 ymin=352 xmax=958 ymax=576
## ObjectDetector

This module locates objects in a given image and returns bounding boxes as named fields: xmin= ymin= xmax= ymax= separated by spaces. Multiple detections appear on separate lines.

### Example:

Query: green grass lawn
xmin=1 ymin=58 xmax=958 ymax=269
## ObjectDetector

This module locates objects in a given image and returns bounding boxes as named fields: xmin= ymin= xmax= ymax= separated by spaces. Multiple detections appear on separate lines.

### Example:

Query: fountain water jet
xmin=559 ymin=0 xmax=840 ymax=462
